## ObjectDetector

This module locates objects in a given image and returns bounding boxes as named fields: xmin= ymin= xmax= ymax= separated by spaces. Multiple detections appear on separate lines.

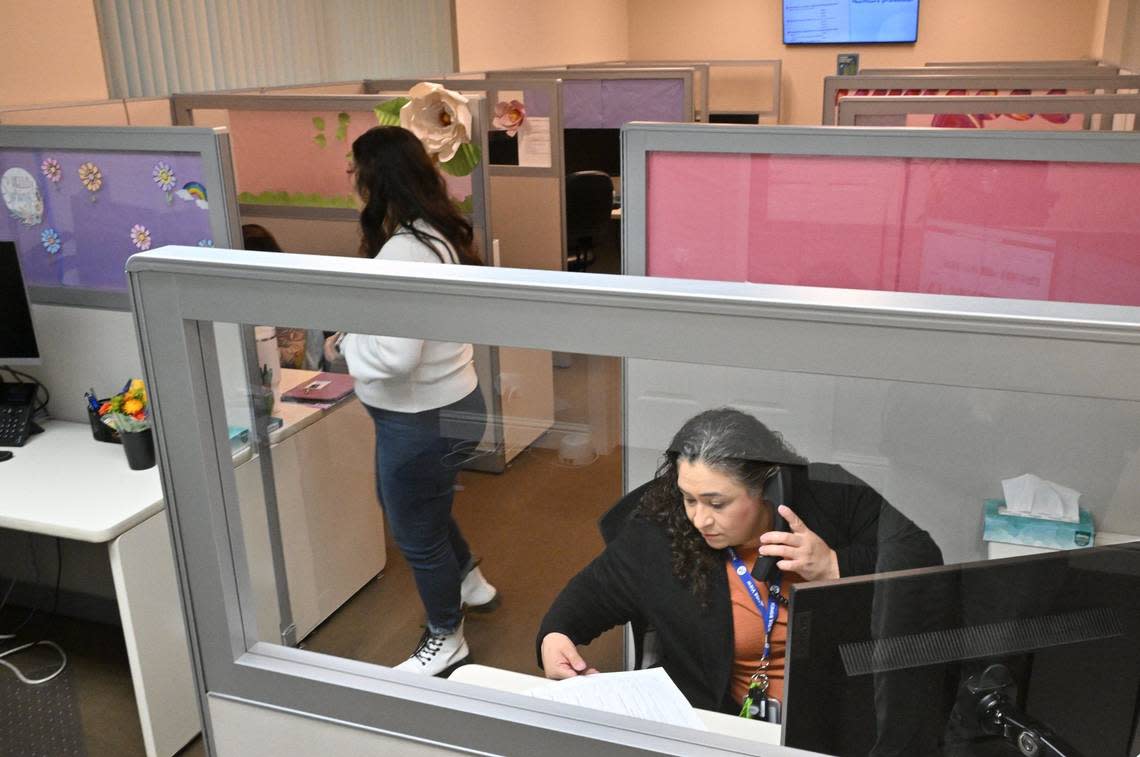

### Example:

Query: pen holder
xmin=88 ymin=404 xmax=121 ymax=444
xmin=120 ymin=428 xmax=156 ymax=470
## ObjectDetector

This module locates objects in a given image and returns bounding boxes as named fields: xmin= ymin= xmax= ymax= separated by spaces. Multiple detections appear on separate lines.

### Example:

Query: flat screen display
xmin=0 ymin=241 xmax=41 ymax=364
xmin=783 ymin=0 xmax=919 ymax=45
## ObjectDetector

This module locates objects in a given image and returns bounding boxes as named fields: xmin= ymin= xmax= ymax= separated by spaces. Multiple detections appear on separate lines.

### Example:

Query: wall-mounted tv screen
xmin=783 ymin=0 xmax=919 ymax=45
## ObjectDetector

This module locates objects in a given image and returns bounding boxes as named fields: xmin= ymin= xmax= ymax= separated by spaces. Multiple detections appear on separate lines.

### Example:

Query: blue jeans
xmin=366 ymin=386 xmax=486 ymax=634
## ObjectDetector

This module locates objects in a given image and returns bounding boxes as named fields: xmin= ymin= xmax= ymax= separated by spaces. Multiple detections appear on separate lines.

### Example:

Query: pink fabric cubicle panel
xmin=645 ymin=151 xmax=1140 ymax=306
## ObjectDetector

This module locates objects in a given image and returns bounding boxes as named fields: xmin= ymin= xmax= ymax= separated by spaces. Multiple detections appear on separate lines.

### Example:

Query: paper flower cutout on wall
xmin=78 ymin=162 xmax=103 ymax=200
xmin=400 ymin=82 xmax=473 ymax=163
xmin=153 ymin=161 xmax=177 ymax=203
xmin=1 ymin=167 xmax=44 ymax=226
xmin=130 ymin=224 xmax=152 ymax=251
xmin=492 ymin=100 xmax=527 ymax=137
xmin=197 ymin=239 xmax=214 ymax=247
xmin=175 ymin=181 xmax=209 ymax=209
xmin=41 ymin=228 xmax=61 ymax=255
xmin=41 ymin=158 xmax=62 ymax=185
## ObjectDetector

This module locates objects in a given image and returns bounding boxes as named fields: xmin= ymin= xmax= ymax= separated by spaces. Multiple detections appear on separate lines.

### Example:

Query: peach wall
xmin=454 ymin=0 xmax=629 ymax=71
xmin=0 ymin=0 xmax=109 ymax=107
xmin=627 ymin=0 xmax=1103 ymax=124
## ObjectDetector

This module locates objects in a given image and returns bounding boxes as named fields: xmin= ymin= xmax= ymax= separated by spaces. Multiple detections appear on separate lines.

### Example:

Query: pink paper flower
xmin=41 ymin=158 xmax=62 ymax=184
xmin=493 ymin=100 xmax=527 ymax=137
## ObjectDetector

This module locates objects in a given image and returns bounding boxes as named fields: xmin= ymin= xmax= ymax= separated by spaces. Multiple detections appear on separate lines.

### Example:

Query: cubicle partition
xmin=822 ymin=72 xmax=1140 ymax=124
xmin=621 ymin=122 xmax=1140 ymax=564
xmin=925 ymin=58 xmax=1109 ymax=68
xmin=127 ymin=245 xmax=1140 ymax=755
xmin=837 ymin=92 xmax=1140 ymax=130
xmin=860 ymin=65 xmax=1123 ymax=76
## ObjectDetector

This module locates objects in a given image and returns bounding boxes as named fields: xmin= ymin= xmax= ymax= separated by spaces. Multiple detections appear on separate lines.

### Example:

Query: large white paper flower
xmin=400 ymin=82 xmax=472 ymax=162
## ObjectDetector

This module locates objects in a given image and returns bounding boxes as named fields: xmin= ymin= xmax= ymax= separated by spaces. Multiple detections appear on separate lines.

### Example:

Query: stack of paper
xmin=524 ymin=668 xmax=707 ymax=731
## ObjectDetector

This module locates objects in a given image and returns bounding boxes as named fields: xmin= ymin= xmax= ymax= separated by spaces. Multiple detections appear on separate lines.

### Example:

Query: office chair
xmin=599 ymin=480 xmax=661 ymax=670
xmin=565 ymin=170 xmax=615 ymax=272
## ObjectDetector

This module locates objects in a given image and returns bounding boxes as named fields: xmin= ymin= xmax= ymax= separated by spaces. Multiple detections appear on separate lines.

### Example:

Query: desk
xmin=0 ymin=420 xmax=198 ymax=757
xmin=448 ymin=664 xmax=780 ymax=746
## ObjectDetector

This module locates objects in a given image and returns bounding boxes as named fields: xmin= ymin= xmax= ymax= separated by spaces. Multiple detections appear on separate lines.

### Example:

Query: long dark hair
xmin=637 ymin=407 xmax=807 ymax=598
xmin=350 ymin=126 xmax=481 ymax=265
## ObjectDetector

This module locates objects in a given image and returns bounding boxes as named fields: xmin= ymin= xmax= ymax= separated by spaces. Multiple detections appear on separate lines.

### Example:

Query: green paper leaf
xmin=438 ymin=142 xmax=481 ymax=177
xmin=312 ymin=116 xmax=325 ymax=131
xmin=337 ymin=112 xmax=351 ymax=125
xmin=374 ymin=97 xmax=408 ymax=126
xmin=313 ymin=134 xmax=327 ymax=148
xmin=335 ymin=112 xmax=350 ymax=141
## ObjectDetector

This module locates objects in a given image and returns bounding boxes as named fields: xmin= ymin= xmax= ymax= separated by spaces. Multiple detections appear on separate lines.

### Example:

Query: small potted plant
xmin=99 ymin=379 xmax=155 ymax=470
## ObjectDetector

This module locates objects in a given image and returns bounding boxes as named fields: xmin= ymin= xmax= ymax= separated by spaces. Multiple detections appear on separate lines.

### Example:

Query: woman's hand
xmin=758 ymin=505 xmax=840 ymax=581
xmin=323 ymin=333 xmax=343 ymax=363
xmin=540 ymin=632 xmax=598 ymax=679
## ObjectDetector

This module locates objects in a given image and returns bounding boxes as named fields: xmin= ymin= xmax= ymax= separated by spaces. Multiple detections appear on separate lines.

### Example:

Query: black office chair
xmin=565 ymin=170 xmax=615 ymax=272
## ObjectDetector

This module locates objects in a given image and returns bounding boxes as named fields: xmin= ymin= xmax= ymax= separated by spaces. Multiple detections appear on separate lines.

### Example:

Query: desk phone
xmin=0 ymin=382 xmax=39 ymax=447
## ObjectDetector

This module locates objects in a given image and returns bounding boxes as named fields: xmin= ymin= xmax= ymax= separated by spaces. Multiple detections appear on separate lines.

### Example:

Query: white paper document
xmin=524 ymin=668 xmax=708 ymax=731
xmin=517 ymin=117 xmax=552 ymax=168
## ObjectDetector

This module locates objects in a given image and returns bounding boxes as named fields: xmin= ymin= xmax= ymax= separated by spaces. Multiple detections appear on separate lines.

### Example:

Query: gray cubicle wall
xmin=836 ymin=93 xmax=1140 ymax=130
xmin=822 ymin=72 xmax=1140 ymax=124
xmin=127 ymin=245 xmax=1140 ymax=755
xmin=925 ymin=59 xmax=1109 ymax=68
xmin=620 ymin=122 xmax=1140 ymax=564
xmin=860 ymin=65 xmax=1123 ymax=76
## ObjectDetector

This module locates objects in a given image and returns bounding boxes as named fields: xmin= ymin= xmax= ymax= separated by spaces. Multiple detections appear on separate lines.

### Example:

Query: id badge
xmin=761 ymin=697 xmax=780 ymax=724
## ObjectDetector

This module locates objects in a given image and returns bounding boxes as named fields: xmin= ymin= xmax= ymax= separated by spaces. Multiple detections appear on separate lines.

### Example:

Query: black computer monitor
xmin=708 ymin=113 xmax=761 ymax=125
xmin=563 ymin=128 xmax=621 ymax=177
xmin=784 ymin=542 xmax=1140 ymax=756
xmin=0 ymin=241 xmax=41 ymax=365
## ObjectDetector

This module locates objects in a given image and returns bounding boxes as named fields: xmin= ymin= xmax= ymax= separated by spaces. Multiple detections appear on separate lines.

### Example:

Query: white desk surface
xmin=0 ymin=420 xmax=164 ymax=543
xmin=448 ymin=664 xmax=780 ymax=745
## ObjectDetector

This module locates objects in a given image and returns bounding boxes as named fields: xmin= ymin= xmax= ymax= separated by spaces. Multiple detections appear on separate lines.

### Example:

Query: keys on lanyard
xmin=739 ymin=662 xmax=770 ymax=720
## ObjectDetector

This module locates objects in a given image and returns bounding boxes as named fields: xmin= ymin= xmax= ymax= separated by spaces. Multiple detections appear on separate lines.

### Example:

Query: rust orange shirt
xmin=726 ymin=546 xmax=800 ymax=707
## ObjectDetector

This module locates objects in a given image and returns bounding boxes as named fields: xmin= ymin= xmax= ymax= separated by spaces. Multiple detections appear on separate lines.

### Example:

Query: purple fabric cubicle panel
xmin=522 ymin=88 xmax=552 ymax=118
xmin=1 ymin=148 xmax=214 ymax=293
xmin=563 ymin=80 xmax=604 ymax=128
xmin=645 ymin=151 xmax=1140 ymax=306
xmin=600 ymin=79 xmax=686 ymax=127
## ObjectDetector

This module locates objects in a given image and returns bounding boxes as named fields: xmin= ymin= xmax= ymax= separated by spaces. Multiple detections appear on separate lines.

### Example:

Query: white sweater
xmin=340 ymin=221 xmax=477 ymax=413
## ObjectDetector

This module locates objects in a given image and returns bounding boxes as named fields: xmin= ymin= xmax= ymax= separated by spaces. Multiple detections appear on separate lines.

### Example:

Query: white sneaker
xmin=460 ymin=566 xmax=500 ymax=612
xmin=394 ymin=621 xmax=470 ymax=677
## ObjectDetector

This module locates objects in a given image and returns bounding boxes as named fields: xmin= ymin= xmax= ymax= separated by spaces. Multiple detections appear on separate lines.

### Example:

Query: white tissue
xmin=1000 ymin=474 xmax=1081 ymax=523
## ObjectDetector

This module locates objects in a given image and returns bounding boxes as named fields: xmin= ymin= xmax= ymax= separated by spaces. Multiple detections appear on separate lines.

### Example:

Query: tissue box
xmin=982 ymin=499 xmax=1094 ymax=550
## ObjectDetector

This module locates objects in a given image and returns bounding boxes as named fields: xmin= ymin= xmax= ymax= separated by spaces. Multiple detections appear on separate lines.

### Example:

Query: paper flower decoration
xmin=152 ymin=161 xmax=177 ymax=199
xmin=399 ymin=82 xmax=473 ymax=163
xmin=41 ymin=158 xmax=62 ymax=185
xmin=493 ymin=100 xmax=527 ymax=137
xmin=41 ymin=228 xmax=61 ymax=255
xmin=197 ymin=239 xmax=214 ymax=247
xmin=99 ymin=378 xmax=150 ymax=432
xmin=130 ymin=224 xmax=152 ymax=250
xmin=78 ymin=162 xmax=103 ymax=199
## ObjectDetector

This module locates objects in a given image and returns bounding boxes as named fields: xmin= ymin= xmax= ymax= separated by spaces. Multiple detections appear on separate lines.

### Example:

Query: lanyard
xmin=726 ymin=547 xmax=782 ymax=662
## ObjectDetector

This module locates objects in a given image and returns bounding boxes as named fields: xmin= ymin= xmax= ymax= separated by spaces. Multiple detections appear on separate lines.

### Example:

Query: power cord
xmin=1 ymin=365 xmax=51 ymax=417
xmin=0 ymin=536 xmax=67 ymax=685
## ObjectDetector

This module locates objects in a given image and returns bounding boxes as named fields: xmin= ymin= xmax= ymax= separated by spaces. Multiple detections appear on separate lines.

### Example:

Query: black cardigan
xmin=537 ymin=463 xmax=943 ymax=713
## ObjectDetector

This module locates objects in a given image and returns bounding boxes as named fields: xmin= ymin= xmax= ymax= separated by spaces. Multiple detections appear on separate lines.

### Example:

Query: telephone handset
xmin=751 ymin=465 xmax=793 ymax=582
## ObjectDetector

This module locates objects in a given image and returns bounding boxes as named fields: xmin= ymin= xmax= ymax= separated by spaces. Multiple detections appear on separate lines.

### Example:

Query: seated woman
xmin=537 ymin=407 xmax=942 ymax=720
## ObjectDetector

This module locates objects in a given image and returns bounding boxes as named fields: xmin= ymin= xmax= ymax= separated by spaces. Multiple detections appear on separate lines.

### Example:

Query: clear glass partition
xmin=129 ymin=248 xmax=1140 ymax=755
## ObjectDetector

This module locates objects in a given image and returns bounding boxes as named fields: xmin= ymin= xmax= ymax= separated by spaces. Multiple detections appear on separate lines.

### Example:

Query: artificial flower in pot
xmin=99 ymin=379 xmax=156 ymax=470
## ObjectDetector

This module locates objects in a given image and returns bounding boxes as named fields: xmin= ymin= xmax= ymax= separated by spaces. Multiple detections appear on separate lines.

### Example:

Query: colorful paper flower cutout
xmin=493 ymin=100 xmax=527 ymax=137
xmin=175 ymin=181 xmax=209 ymax=209
xmin=78 ymin=162 xmax=103 ymax=199
xmin=197 ymin=239 xmax=214 ymax=247
xmin=152 ymin=161 xmax=177 ymax=193
xmin=400 ymin=82 xmax=473 ymax=163
xmin=41 ymin=158 xmax=62 ymax=185
xmin=41 ymin=228 xmax=61 ymax=255
xmin=130 ymin=224 xmax=152 ymax=251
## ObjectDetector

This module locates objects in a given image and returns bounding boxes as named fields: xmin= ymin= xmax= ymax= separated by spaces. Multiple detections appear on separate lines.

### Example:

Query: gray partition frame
xmin=619 ymin=123 xmax=1140 ymax=276
xmin=860 ymin=65 xmax=1123 ymax=76
xmin=821 ymin=73 xmax=1140 ymax=124
xmin=488 ymin=67 xmax=696 ymax=124
xmin=836 ymin=93 xmax=1140 ymax=130
xmin=127 ymin=244 xmax=1140 ymax=756
xmin=925 ymin=59 xmax=1107 ymax=68
xmin=0 ymin=125 xmax=240 ymax=310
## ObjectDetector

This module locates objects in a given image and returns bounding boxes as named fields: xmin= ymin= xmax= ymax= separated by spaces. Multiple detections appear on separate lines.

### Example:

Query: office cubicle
xmin=128 ymin=245 xmax=1140 ymax=755
xmin=621 ymin=122 xmax=1140 ymax=563
xmin=837 ymin=93 xmax=1140 ymax=130
xmin=822 ymin=72 xmax=1140 ymax=124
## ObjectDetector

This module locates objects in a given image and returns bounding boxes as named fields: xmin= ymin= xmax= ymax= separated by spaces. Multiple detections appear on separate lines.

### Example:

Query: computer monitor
xmin=0 ymin=241 xmax=41 ymax=365
xmin=563 ymin=128 xmax=621 ymax=177
xmin=708 ymin=113 xmax=761 ymax=125
xmin=784 ymin=542 xmax=1140 ymax=756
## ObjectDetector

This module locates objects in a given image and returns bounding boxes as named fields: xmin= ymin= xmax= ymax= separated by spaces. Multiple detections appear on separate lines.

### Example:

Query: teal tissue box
xmin=983 ymin=499 xmax=1094 ymax=550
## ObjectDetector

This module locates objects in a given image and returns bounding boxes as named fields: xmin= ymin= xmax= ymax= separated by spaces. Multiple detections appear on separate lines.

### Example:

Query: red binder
xmin=280 ymin=372 xmax=355 ymax=404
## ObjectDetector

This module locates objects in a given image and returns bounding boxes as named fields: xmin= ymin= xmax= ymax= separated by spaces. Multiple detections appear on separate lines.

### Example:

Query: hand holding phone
xmin=759 ymin=504 xmax=840 ymax=582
